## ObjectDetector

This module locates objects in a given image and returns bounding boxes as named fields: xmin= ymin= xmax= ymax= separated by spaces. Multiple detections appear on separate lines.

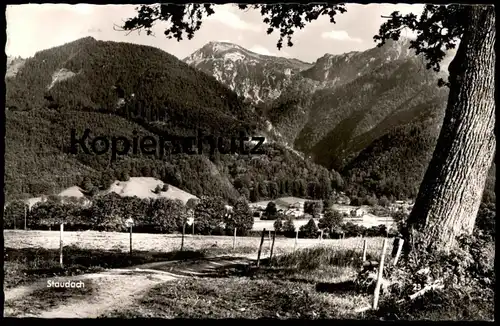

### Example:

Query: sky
xmin=6 ymin=3 xmax=425 ymax=63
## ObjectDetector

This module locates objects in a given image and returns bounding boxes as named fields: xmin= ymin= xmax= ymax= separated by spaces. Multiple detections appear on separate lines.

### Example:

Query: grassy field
xmin=101 ymin=246 xmax=494 ymax=320
xmin=4 ymin=230 xmax=387 ymax=254
xmin=4 ymin=230 xmax=387 ymax=289
xmin=4 ymin=229 xmax=493 ymax=320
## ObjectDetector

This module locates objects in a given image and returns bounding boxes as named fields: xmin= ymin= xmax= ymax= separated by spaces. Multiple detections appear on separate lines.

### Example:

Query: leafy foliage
xmin=90 ymin=193 xmax=133 ymax=231
xmin=473 ymin=203 xmax=495 ymax=240
xmin=372 ymin=232 xmax=495 ymax=320
xmin=226 ymin=197 xmax=254 ymax=235
xmin=318 ymin=208 xmax=344 ymax=235
xmin=147 ymin=197 xmax=187 ymax=233
xmin=193 ymin=196 xmax=226 ymax=235
xmin=3 ymin=200 xmax=28 ymax=229
xmin=121 ymin=4 xmax=347 ymax=51
xmin=374 ymin=5 xmax=467 ymax=87
xmin=282 ymin=216 xmax=296 ymax=237
xmin=299 ymin=218 xmax=319 ymax=239
xmin=263 ymin=202 xmax=278 ymax=220
xmin=15 ymin=194 xmax=197 ymax=234
xmin=273 ymin=217 xmax=284 ymax=232
xmin=303 ymin=200 xmax=323 ymax=218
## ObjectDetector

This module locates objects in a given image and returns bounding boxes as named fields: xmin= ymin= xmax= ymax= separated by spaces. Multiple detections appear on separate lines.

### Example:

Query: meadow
xmin=4 ymin=230 xmax=493 ymax=320
xmin=4 ymin=230 xmax=387 ymax=256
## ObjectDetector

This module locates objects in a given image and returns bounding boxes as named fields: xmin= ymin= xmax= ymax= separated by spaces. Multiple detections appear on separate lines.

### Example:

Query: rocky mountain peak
xmin=183 ymin=41 xmax=313 ymax=104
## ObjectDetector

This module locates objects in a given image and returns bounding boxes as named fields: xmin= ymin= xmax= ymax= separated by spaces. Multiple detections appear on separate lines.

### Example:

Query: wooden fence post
xmin=233 ymin=227 xmax=237 ymax=250
xmin=362 ymin=239 xmax=367 ymax=262
xmin=393 ymin=239 xmax=404 ymax=266
xmin=256 ymin=228 xmax=266 ymax=267
xmin=373 ymin=238 xmax=388 ymax=310
xmin=192 ymin=221 xmax=195 ymax=235
xmin=269 ymin=231 xmax=276 ymax=260
xmin=294 ymin=230 xmax=298 ymax=251
xmin=24 ymin=205 xmax=27 ymax=230
xmin=130 ymin=224 xmax=133 ymax=256
xmin=319 ymin=229 xmax=324 ymax=243
xmin=268 ymin=230 xmax=272 ymax=250
xmin=181 ymin=220 xmax=186 ymax=251
xmin=60 ymin=223 xmax=64 ymax=268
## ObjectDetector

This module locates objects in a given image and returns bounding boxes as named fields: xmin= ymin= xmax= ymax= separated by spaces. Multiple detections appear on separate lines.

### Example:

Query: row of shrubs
xmin=3 ymin=194 xmax=254 ymax=236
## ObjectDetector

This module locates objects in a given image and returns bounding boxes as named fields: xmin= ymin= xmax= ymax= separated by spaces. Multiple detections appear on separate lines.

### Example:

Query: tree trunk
xmin=403 ymin=5 xmax=495 ymax=255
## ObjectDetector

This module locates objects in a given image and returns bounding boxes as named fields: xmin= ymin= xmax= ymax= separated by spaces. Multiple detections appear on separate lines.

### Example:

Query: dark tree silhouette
xmin=120 ymin=4 xmax=495 ymax=256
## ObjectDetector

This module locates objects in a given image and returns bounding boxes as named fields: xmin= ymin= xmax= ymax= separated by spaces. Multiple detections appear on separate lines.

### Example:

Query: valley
xmin=4 ymin=3 xmax=495 ymax=321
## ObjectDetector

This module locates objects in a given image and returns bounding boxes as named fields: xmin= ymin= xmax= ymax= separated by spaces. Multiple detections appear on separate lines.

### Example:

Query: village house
xmin=354 ymin=206 xmax=370 ymax=217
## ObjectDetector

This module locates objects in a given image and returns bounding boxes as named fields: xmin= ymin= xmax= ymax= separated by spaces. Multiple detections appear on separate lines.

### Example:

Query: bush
xmin=474 ymin=203 xmax=495 ymax=239
xmin=318 ymin=208 xmax=343 ymax=234
xmin=194 ymin=196 xmax=227 ymax=235
xmin=282 ymin=217 xmax=296 ymax=238
xmin=90 ymin=193 xmax=129 ymax=232
xmin=225 ymin=197 xmax=254 ymax=236
xmin=372 ymin=233 xmax=495 ymax=321
xmin=392 ymin=209 xmax=409 ymax=234
xmin=30 ymin=200 xmax=87 ymax=230
xmin=304 ymin=200 xmax=323 ymax=218
xmin=299 ymin=218 xmax=319 ymax=239
xmin=4 ymin=200 xmax=29 ymax=229
xmin=147 ymin=197 xmax=186 ymax=233
xmin=373 ymin=286 xmax=494 ymax=321
xmin=341 ymin=222 xmax=366 ymax=238
xmin=263 ymin=202 xmax=278 ymax=220
xmin=368 ymin=231 xmax=496 ymax=321
xmin=273 ymin=218 xmax=284 ymax=232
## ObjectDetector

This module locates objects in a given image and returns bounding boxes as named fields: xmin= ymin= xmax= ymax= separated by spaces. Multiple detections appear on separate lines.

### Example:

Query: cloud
xmin=321 ymin=30 xmax=363 ymax=43
xmin=207 ymin=5 xmax=261 ymax=32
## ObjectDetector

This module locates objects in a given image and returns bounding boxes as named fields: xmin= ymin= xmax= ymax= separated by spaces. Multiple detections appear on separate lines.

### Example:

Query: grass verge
xmin=101 ymin=247 xmax=374 ymax=319
xmin=101 ymin=277 xmax=369 ymax=319
xmin=100 ymin=246 xmax=495 ymax=320
xmin=367 ymin=286 xmax=495 ymax=321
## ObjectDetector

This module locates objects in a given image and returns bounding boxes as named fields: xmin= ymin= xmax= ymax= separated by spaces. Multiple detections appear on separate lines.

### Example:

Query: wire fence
xmin=4 ymin=227 xmax=393 ymax=260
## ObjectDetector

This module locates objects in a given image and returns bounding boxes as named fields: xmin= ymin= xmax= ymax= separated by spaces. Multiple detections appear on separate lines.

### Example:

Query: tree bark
xmin=404 ymin=5 xmax=495 ymax=255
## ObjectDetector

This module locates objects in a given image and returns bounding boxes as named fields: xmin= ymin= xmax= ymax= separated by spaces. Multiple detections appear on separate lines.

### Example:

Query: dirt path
xmin=4 ymin=253 xmax=259 ymax=318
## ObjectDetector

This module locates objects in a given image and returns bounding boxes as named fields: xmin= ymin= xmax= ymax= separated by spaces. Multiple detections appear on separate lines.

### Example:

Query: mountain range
xmin=183 ymin=38 xmax=494 ymax=202
xmin=4 ymin=36 xmax=495 ymax=207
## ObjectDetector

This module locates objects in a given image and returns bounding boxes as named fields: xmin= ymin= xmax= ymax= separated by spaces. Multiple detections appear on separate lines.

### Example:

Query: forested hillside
xmin=5 ymin=36 xmax=494 ymax=207
xmin=4 ymin=37 xmax=341 ymax=204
